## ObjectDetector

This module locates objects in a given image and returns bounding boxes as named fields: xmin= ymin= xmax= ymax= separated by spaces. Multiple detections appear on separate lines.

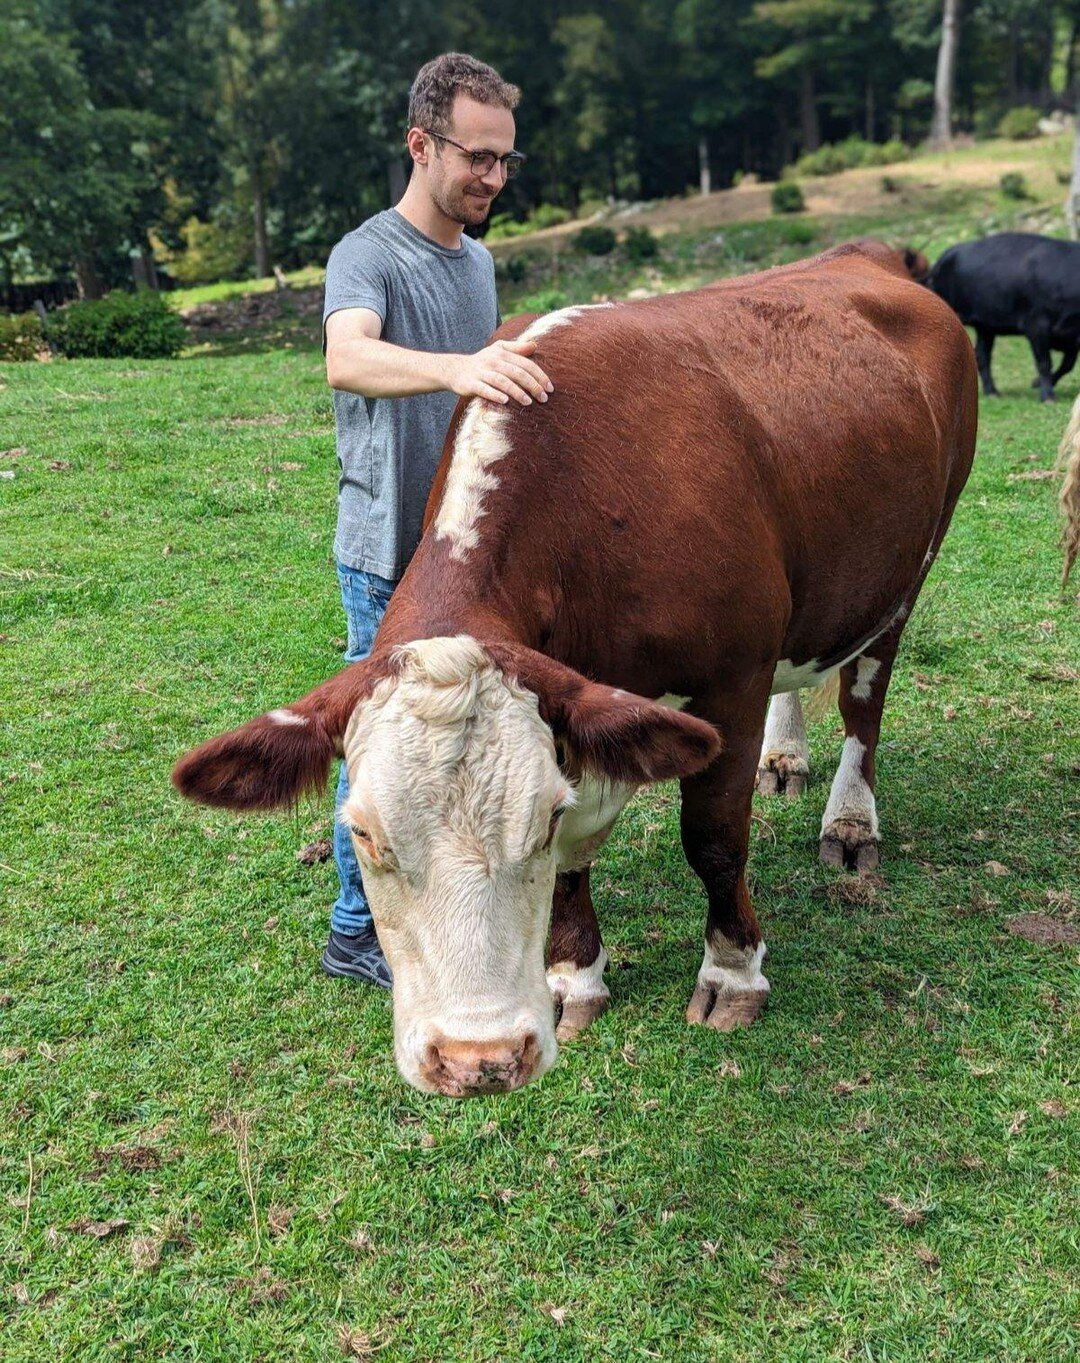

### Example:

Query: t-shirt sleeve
xmin=323 ymin=235 xmax=391 ymax=333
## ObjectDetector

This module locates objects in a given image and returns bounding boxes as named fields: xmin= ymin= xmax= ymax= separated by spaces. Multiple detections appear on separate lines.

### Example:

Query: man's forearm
xmin=326 ymin=336 xmax=458 ymax=399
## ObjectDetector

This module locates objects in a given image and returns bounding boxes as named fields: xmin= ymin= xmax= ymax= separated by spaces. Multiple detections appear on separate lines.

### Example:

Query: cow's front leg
xmin=757 ymin=690 xmax=809 ymax=797
xmin=682 ymin=696 xmax=770 ymax=1031
xmin=1028 ymin=333 xmax=1057 ymax=402
xmin=547 ymin=868 xmax=609 ymax=1041
xmin=820 ymin=633 xmax=900 ymax=874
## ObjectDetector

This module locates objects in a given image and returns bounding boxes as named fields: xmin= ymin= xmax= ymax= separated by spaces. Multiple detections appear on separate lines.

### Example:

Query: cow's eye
xmin=349 ymin=824 xmax=396 ymax=871
xmin=543 ymin=805 xmax=567 ymax=851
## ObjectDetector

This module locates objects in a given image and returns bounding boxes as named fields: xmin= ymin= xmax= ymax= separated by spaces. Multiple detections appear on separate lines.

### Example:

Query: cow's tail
xmin=804 ymin=672 xmax=841 ymax=723
xmin=1057 ymin=394 xmax=1080 ymax=588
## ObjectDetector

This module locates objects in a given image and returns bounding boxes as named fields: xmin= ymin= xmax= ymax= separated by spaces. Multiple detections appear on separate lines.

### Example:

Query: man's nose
xmin=479 ymin=161 xmax=507 ymax=192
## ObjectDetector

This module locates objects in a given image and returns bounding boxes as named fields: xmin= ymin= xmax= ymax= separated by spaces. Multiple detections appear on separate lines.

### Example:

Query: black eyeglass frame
xmin=421 ymin=129 xmax=526 ymax=180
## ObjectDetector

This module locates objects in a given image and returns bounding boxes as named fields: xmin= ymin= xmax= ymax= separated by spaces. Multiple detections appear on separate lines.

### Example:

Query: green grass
xmin=2 ymin=164 xmax=1079 ymax=1360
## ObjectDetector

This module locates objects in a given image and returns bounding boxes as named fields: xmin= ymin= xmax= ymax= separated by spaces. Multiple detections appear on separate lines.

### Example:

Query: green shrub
xmin=0 ymin=312 xmax=44 ymax=362
xmin=771 ymin=181 xmax=806 ymax=214
xmin=486 ymin=212 xmax=534 ymax=242
xmin=790 ymin=136 xmax=909 ymax=177
xmin=997 ymin=106 xmax=1041 ymax=140
xmin=575 ymin=197 xmax=606 ymax=220
xmin=517 ymin=289 xmax=570 ymax=315
xmin=165 ymin=215 xmax=252 ymax=286
xmin=622 ymin=225 xmax=659 ymax=262
xmin=999 ymin=171 xmax=1029 ymax=200
xmin=45 ymin=291 xmax=187 ymax=359
xmin=572 ymin=224 xmax=617 ymax=256
xmin=495 ymin=254 xmax=529 ymax=284
xmin=529 ymin=204 xmax=571 ymax=230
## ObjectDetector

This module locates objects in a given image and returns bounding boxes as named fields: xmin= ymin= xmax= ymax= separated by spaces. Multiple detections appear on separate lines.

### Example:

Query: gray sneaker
xmin=321 ymin=927 xmax=393 ymax=989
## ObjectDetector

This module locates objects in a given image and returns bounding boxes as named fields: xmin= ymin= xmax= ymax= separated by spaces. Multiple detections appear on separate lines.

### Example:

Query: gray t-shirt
xmin=322 ymin=209 xmax=500 ymax=580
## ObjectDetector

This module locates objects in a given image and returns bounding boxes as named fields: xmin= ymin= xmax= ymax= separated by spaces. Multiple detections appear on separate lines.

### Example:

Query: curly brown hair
xmin=407 ymin=53 xmax=520 ymax=135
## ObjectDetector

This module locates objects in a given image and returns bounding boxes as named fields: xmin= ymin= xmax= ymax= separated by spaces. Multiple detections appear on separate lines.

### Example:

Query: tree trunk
xmin=75 ymin=255 xmax=106 ymax=300
xmin=798 ymin=66 xmax=821 ymax=152
xmin=865 ymin=81 xmax=875 ymax=142
xmin=1066 ymin=97 xmax=1080 ymax=241
xmin=930 ymin=0 xmax=961 ymax=149
xmin=698 ymin=135 xmax=712 ymax=196
xmin=252 ymin=173 xmax=270 ymax=278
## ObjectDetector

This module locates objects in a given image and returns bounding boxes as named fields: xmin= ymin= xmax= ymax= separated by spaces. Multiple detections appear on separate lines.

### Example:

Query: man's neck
xmin=395 ymin=180 xmax=464 ymax=250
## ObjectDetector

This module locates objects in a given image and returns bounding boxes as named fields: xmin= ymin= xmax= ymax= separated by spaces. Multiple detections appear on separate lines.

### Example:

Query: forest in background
xmin=1 ymin=0 xmax=1077 ymax=295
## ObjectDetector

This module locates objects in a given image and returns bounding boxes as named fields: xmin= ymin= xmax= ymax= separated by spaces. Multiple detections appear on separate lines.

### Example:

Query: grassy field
xmin=2 ymin=144 xmax=1079 ymax=1360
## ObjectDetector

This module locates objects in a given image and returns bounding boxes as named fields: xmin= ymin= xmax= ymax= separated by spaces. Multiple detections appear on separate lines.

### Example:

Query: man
xmin=320 ymin=52 xmax=553 ymax=987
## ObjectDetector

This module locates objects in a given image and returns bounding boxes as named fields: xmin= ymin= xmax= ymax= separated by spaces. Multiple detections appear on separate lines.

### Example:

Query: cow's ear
xmin=487 ymin=644 xmax=721 ymax=784
xmin=172 ymin=658 xmax=389 ymax=811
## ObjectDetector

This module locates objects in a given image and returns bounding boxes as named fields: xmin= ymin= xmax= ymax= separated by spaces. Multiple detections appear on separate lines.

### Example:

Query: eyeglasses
xmin=422 ymin=129 xmax=525 ymax=180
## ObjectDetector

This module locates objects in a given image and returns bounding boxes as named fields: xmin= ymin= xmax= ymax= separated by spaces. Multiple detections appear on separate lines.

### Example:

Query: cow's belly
xmin=555 ymin=773 xmax=637 ymax=871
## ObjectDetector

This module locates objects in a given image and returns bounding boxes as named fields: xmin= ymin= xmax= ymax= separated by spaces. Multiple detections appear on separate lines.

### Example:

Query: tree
xmin=0 ymin=5 xmax=161 ymax=293
xmin=930 ymin=0 xmax=961 ymax=146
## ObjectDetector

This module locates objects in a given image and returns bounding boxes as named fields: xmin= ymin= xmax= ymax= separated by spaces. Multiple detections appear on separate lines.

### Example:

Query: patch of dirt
xmin=1006 ymin=914 xmax=1080 ymax=946
xmin=181 ymin=287 xmax=323 ymax=344
xmin=297 ymin=838 xmax=333 ymax=864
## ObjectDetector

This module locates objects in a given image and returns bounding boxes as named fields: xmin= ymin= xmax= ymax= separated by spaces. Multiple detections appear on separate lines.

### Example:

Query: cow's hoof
xmin=820 ymin=820 xmax=880 ymax=875
xmin=555 ymin=995 xmax=608 ymax=1042
xmin=757 ymin=754 xmax=808 ymax=799
xmin=686 ymin=984 xmax=768 ymax=1031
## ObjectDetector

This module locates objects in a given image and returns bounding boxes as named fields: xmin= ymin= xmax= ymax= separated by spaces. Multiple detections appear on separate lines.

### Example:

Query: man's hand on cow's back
xmin=448 ymin=339 xmax=554 ymax=407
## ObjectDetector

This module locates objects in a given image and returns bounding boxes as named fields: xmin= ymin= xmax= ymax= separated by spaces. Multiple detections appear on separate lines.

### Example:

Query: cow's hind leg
xmin=820 ymin=632 xmax=901 ymax=874
xmin=757 ymin=691 xmax=809 ymax=798
xmin=683 ymin=685 xmax=771 ymax=1031
xmin=974 ymin=327 xmax=1000 ymax=397
xmin=547 ymin=868 xmax=609 ymax=1041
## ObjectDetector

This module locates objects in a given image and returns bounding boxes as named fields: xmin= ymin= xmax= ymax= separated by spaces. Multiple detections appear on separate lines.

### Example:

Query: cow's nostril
xmin=519 ymin=1031 xmax=541 ymax=1072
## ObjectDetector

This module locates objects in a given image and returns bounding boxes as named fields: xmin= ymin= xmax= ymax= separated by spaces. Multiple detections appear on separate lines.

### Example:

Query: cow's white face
xmin=340 ymin=638 xmax=574 ymax=1096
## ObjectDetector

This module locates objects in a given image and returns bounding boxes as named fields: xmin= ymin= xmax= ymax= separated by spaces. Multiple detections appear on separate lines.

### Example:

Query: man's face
xmin=424 ymin=94 xmax=516 ymax=228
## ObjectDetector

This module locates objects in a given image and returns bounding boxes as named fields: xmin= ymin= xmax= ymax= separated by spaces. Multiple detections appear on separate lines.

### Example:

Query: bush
xmin=771 ymin=181 xmax=806 ymax=214
xmin=517 ymin=289 xmax=570 ymax=315
xmin=575 ymin=197 xmax=607 ymax=220
xmin=1000 ymin=171 xmax=1029 ymax=200
xmin=997 ymin=106 xmax=1041 ymax=140
xmin=529 ymin=204 xmax=571 ymax=230
xmin=0 ymin=312 xmax=44 ymax=362
xmin=45 ymin=291 xmax=187 ymax=359
xmin=495 ymin=254 xmax=529 ymax=284
xmin=622 ymin=225 xmax=659 ymax=262
xmin=486 ymin=213 xmax=533 ymax=242
xmin=572 ymin=225 xmax=617 ymax=256
xmin=790 ymin=136 xmax=909 ymax=177
xmin=165 ymin=215 xmax=252 ymax=286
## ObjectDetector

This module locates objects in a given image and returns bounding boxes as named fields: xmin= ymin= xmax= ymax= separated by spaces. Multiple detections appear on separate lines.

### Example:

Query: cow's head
xmin=900 ymin=246 xmax=931 ymax=284
xmin=173 ymin=637 xmax=720 ymax=1096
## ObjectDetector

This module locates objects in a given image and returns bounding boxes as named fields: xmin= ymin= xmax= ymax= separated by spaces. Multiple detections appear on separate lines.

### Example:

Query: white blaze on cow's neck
xmin=433 ymin=305 xmax=616 ymax=560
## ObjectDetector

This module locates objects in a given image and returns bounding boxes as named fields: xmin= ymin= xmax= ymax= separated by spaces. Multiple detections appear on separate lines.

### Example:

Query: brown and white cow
xmin=174 ymin=240 xmax=978 ymax=1097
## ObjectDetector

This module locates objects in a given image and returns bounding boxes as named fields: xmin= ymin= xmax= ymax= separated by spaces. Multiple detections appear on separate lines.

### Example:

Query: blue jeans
xmin=331 ymin=561 xmax=396 ymax=936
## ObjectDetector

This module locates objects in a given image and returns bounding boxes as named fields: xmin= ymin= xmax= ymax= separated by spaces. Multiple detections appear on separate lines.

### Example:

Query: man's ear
xmin=172 ymin=657 xmax=390 ymax=811
xmin=487 ymin=644 xmax=721 ymax=784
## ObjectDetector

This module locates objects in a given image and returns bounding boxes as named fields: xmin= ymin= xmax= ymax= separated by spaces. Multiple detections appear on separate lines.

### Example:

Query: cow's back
xmin=406 ymin=243 xmax=976 ymax=696
xmin=930 ymin=233 xmax=1080 ymax=335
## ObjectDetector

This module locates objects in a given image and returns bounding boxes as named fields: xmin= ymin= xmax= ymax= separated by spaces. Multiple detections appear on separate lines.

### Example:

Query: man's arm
xmin=325 ymin=308 xmax=553 ymax=407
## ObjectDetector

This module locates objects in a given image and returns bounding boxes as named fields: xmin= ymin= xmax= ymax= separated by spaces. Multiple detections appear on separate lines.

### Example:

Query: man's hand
xmin=447 ymin=339 xmax=554 ymax=407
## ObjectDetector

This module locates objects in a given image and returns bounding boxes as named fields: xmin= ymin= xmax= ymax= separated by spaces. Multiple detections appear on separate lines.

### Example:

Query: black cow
xmin=928 ymin=233 xmax=1080 ymax=402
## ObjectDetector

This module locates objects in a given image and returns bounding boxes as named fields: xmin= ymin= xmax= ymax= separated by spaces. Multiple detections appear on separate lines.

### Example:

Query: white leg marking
xmin=695 ymin=938 xmax=769 ymax=998
xmin=850 ymin=657 xmax=881 ymax=701
xmin=821 ymin=737 xmax=879 ymax=839
xmin=547 ymin=948 xmax=610 ymax=1006
xmin=772 ymin=657 xmax=828 ymax=693
xmin=267 ymin=708 xmax=307 ymax=726
xmin=759 ymin=692 xmax=809 ymax=770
